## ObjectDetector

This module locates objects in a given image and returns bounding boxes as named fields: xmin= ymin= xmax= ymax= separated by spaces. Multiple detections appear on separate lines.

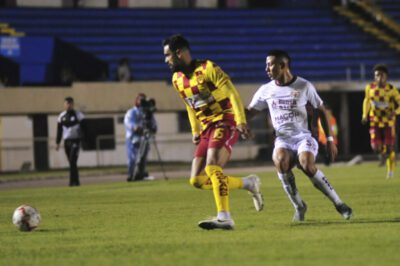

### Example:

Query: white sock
xmin=310 ymin=170 xmax=342 ymax=205
xmin=277 ymin=172 xmax=304 ymax=209
xmin=217 ymin=211 xmax=231 ymax=220
xmin=242 ymin=177 xmax=252 ymax=191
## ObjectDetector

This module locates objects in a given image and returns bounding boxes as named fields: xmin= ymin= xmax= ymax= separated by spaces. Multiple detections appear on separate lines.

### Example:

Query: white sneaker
xmin=293 ymin=201 xmax=307 ymax=222
xmin=143 ymin=176 xmax=155 ymax=181
xmin=246 ymin=175 xmax=264 ymax=211
xmin=198 ymin=217 xmax=235 ymax=230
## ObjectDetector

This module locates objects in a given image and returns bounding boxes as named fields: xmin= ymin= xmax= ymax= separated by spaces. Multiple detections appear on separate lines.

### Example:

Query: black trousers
xmin=64 ymin=139 xmax=80 ymax=186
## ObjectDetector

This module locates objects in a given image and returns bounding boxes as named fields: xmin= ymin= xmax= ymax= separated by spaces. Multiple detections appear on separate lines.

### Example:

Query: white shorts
xmin=273 ymin=135 xmax=319 ymax=158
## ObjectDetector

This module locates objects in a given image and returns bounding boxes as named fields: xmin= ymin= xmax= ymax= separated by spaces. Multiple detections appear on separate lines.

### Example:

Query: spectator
xmin=117 ymin=58 xmax=132 ymax=82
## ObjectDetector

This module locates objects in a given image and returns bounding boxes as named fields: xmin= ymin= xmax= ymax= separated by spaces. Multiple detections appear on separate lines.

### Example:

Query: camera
xmin=139 ymin=97 xmax=157 ymax=134
xmin=140 ymin=97 xmax=156 ymax=115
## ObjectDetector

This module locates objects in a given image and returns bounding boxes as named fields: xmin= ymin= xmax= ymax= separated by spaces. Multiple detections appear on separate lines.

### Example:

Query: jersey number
xmin=213 ymin=128 xmax=225 ymax=140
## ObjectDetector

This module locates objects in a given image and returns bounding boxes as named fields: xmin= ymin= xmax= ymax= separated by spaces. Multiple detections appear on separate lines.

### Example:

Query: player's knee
xmin=273 ymin=155 xmax=290 ymax=171
xmin=298 ymin=160 xmax=316 ymax=176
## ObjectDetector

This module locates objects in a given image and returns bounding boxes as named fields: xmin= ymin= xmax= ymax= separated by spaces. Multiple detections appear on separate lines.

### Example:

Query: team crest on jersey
xmin=291 ymin=90 xmax=300 ymax=98
xmin=195 ymin=71 xmax=205 ymax=84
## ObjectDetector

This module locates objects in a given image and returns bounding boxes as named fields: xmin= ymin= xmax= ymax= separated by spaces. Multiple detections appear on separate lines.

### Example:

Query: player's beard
xmin=169 ymin=55 xmax=185 ymax=73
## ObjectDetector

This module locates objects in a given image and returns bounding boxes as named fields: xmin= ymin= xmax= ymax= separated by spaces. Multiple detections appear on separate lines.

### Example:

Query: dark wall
xmin=0 ymin=55 xmax=19 ymax=86
xmin=32 ymin=114 xmax=49 ymax=170
xmin=347 ymin=92 xmax=372 ymax=154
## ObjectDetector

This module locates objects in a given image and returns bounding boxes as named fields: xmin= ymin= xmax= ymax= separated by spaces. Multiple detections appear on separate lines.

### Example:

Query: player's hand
xmin=236 ymin=123 xmax=251 ymax=140
xmin=326 ymin=141 xmax=338 ymax=162
xmin=192 ymin=133 xmax=200 ymax=145
xmin=56 ymin=144 xmax=60 ymax=151
xmin=361 ymin=117 xmax=368 ymax=125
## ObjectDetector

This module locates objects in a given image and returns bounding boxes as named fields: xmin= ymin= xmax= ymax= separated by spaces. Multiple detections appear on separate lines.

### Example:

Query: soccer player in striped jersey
xmin=362 ymin=64 xmax=400 ymax=178
xmin=162 ymin=34 xmax=264 ymax=230
xmin=247 ymin=50 xmax=352 ymax=222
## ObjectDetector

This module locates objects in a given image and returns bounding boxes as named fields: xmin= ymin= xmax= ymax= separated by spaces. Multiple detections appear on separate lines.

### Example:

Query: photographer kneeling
xmin=124 ymin=93 xmax=157 ymax=181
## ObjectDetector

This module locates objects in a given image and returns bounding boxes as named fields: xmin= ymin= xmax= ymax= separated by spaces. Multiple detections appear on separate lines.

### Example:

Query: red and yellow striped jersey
xmin=362 ymin=82 xmax=400 ymax=127
xmin=172 ymin=60 xmax=246 ymax=134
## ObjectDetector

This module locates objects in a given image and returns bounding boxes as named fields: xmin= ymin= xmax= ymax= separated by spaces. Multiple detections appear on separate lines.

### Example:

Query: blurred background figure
xmin=318 ymin=105 xmax=338 ymax=166
xmin=362 ymin=64 xmax=400 ymax=179
xmin=124 ymin=93 xmax=157 ymax=182
xmin=117 ymin=57 xmax=132 ymax=82
xmin=56 ymin=97 xmax=85 ymax=186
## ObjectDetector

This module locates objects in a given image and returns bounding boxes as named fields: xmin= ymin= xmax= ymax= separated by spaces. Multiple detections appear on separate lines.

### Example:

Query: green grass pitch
xmin=1 ymin=162 xmax=400 ymax=266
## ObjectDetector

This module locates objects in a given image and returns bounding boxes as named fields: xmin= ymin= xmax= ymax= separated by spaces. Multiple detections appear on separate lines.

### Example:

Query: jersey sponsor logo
xmin=274 ymin=111 xmax=300 ymax=125
xmin=271 ymin=99 xmax=297 ymax=110
xmin=372 ymin=101 xmax=389 ymax=109
xmin=185 ymin=90 xmax=215 ymax=109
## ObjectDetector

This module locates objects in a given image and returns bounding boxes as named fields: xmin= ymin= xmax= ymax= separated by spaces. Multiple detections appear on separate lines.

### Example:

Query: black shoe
xmin=335 ymin=203 xmax=353 ymax=220
xmin=293 ymin=201 xmax=307 ymax=222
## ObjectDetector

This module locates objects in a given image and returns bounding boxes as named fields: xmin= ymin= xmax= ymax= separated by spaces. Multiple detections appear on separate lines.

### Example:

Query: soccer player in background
xmin=362 ymin=64 xmax=400 ymax=179
xmin=56 ymin=97 xmax=85 ymax=187
xmin=247 ymin=50 xmax=352 ymax=222
xmin=162 ymin=34 xmax=264 ymax=230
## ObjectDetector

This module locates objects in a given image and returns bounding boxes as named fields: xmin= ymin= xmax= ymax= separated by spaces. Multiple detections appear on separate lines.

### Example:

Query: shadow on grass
xmin=291 ymin=217 xmax=400 ymax=227
xmin=35 ymin=228 xmax=69 ymax=233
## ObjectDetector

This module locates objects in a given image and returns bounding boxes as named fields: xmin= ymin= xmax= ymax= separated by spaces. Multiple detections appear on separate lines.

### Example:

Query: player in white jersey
xmin=247 ymin=50 xmax=352 ymax=221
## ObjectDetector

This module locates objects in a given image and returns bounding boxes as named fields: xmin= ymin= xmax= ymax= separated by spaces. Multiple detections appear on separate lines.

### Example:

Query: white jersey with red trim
xmin=249 ymin=76 xmax=323 ymax=139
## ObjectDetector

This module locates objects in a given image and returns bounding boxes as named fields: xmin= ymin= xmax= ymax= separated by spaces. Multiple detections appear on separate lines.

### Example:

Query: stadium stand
xmin=334 ymin=1 xmax=400 ymax=53
xmin=379 ymin=0 xmax=400 ymax=22
xmin=0 ymin=7 xmax=399 ymax=82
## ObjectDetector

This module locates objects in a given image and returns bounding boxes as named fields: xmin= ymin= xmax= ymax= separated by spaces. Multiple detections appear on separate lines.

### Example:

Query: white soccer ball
xmin=12 ymin=205 xmax=41 ymax=232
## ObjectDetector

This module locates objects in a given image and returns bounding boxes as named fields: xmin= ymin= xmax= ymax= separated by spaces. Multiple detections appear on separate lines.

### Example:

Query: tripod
xmin=130 ymin=129 xmax=168 ymax=181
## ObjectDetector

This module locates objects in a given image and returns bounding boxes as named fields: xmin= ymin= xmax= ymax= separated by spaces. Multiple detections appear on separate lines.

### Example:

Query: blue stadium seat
xmin=1 ymin=7 xmax=399 ymax=82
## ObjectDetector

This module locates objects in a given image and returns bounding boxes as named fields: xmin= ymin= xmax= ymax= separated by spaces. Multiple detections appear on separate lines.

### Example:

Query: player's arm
xmin=171 ymin=74 xmax=201 ymax=144
xmin=223 ymin=80 xmax=251 ymax=138
xmin=362 ymin=85 xmax=371 ymax=124
xmin=317 ymin=105 xmax=338 ymax=161
xmin=391 ymin=85 xmax=400 ymax=116
xmin=207 ymin=61 xmax=250 ymax=139
xmin=185 ymin=104 xmax=201 ymax=144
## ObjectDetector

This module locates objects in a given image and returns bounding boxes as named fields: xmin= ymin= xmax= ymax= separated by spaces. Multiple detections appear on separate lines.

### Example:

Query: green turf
xmin=1 ymin=162 xmax=400 ymax=266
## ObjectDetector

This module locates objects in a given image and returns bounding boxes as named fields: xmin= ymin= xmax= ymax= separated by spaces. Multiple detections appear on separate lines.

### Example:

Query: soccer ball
xmin=12 ymin=205 xmax=41 ymax=232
